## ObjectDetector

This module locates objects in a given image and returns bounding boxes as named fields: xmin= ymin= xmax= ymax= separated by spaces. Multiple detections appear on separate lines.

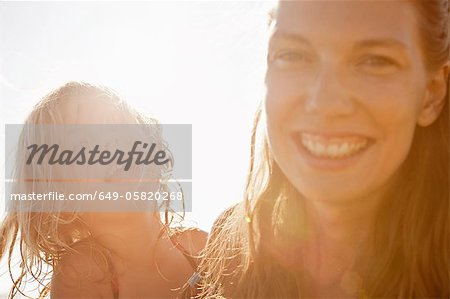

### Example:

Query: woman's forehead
xmin=274 ymin=1 xmax=419 ymax=47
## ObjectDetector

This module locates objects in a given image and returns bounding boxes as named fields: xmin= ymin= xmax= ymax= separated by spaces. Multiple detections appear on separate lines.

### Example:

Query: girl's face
xmin=265 ymin=1 xmax=432 ymax=204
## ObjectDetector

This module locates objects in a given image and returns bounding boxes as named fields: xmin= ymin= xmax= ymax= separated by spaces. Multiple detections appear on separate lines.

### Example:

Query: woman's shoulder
xmin=191 ymin=203 xmax=244 ymax=298
xmin=172 ymin=203 xmax=242 ymax=251
xmin=210 ymin=202 xmax=244 ymax=237
xmin=206 ymin=202 xmax=246 ymax=273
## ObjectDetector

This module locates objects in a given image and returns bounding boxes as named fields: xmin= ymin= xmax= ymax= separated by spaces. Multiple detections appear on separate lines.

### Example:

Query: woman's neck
xmin=298 ymin=191 xmax=383 ymax=296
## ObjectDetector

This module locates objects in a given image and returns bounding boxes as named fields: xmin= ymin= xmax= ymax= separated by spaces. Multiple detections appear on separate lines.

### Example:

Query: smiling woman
xmin=192 ymin=0 xmax=449 ymax=298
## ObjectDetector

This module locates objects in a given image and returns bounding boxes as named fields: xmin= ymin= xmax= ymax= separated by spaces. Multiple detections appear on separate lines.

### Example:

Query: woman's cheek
xmin=264 ymin=93 xmax=290 ymax=162
xmin=265 ymin=73 xmax=305 ymax=117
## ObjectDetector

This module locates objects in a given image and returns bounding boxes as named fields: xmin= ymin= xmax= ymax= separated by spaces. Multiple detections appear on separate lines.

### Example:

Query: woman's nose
xmin=305 ymin=65 xmax=355 ymax=117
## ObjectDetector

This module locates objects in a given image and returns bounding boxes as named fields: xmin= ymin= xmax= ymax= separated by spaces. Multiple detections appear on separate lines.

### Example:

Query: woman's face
xmin=265 ymin=1 xmax=431 ymax=204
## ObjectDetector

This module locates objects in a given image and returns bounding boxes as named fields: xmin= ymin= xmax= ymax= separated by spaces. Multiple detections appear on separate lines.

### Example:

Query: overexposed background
xmin=0 ymin=1 xmax=272 ymax=297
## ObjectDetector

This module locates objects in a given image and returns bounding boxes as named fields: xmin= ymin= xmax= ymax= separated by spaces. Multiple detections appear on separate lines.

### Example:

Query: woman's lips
xmin=291 ymin=131 xmax=374 ymax=170
xmin=299 ymin=132 xmax=372 ymax=158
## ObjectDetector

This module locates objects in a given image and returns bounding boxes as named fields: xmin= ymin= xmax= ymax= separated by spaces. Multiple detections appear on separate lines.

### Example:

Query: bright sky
xmin=0 ymin=1 xmax=273 ymax=296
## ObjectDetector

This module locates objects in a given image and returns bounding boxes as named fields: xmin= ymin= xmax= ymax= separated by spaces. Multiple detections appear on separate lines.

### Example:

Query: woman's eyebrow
xmin=271 ymin=32 xmax=409 ymax=51
xmin=270 ymin=30 xmax=310 ymax=45
xmin=353 ymin=39 xmax=410 ymax=51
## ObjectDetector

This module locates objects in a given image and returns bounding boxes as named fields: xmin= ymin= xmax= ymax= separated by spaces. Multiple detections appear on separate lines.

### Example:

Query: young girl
xmin=192 ymin=0 xmax=449 ymax=298
xmin=1 ymin=82 xmax=206 ymax=298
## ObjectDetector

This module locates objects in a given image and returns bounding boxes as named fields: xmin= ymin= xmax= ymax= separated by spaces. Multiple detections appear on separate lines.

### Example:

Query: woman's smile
xmin=291 ymin=131 xmax=375 ymax=171
xmin=296 ymin=131 xmax=372 ymax=157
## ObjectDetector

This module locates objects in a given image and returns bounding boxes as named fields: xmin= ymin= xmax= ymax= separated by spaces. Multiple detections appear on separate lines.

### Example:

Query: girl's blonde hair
xmin=0 ymin=81 xmax=183 ymax=298
xmin=196 ymin=1 xmax=450 ymax=297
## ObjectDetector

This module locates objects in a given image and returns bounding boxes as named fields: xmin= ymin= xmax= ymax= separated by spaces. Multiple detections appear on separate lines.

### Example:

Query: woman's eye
xmin=358 ymin=56 xmax=400 ymax=74
xmin=270 ymin=50 xmax=312 ymax=69
xmin=364 ymin=56 xmax=395 ymax=66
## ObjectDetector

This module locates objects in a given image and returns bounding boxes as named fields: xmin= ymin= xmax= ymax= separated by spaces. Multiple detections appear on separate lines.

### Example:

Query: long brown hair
xmin=196 ymin=1 xmax=449 ymax=297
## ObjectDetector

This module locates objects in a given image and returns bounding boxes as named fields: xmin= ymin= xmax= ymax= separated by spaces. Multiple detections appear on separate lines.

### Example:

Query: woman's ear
xmin=417 ymin=61 xmax=450 ymax=127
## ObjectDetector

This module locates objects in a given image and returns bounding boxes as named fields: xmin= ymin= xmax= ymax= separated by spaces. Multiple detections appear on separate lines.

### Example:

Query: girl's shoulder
xmin=154 ymin=227 xmax=208 ymax=291
xmin=167 ymin=227 xmax=208 ymax=271
xmin=51 ymin=239 xmax=115 ymax=298
xmin=170 ymin=227 xmax=208 ymax=258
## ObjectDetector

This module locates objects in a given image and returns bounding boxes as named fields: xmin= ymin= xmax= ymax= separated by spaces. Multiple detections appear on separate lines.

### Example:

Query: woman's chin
xmin=298 ymin=187 xmax=371 ymax=207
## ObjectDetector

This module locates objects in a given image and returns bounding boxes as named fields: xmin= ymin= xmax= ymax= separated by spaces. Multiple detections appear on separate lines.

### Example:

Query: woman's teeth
xmin=300 ymin=134 xmax=370 ymax=159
